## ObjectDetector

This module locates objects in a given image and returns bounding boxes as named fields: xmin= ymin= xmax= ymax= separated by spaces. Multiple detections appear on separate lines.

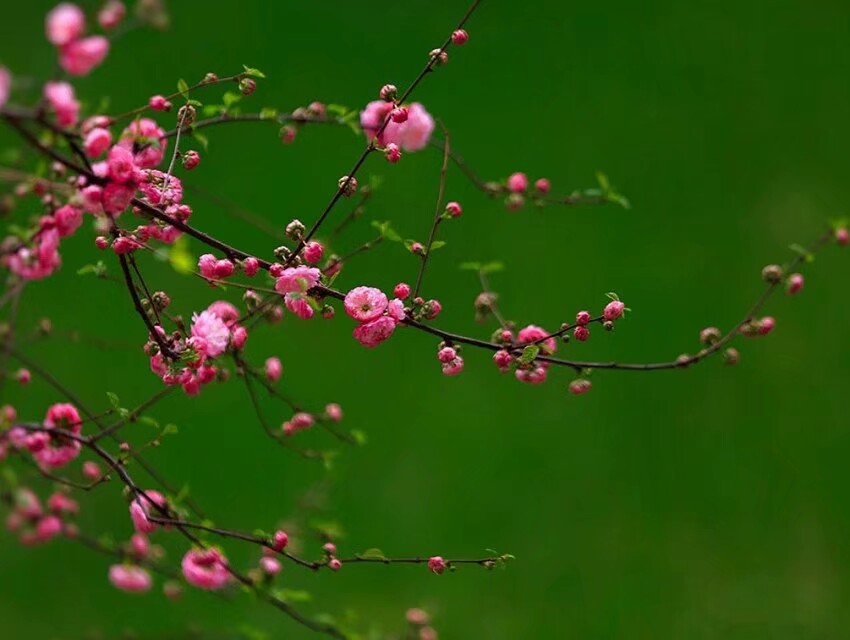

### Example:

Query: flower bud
xmin=761 ymin=264 xmax=783 ymax=283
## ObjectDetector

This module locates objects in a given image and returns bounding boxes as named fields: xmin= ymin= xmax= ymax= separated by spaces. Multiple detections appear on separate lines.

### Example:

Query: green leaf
xmin=596 ymin=171 xmax=610 ymax=192
xmin=167 ymin=236 xmax=194 ymax=275
xmin=222 ymin=91 xmax=242 ymax=109
xmin=480 ymin=261 xmax=504 ymax=274
xmin=351 ymin=429 xmax=368 ymax=446
xmin=202 ymin=104 xmax=225 ymax=117
xmin=192 ymin=130 xmax=209 ymax=151
xmin=242 ymin=65 xmax=266 ymax=78
xmin=358 ymin=548 xmax=386 ymax=560
xmin=789 ymin=243 xmax=815 ymax=263
xmin=162 ymin=423 xmax=179 ymax=436
xmin=106 ymin=392 xmax=121 ymax=410
xmin=77 ymin=261 xmax=108 ymax=277
xmin=605 ymin=292 xmax=620 ymax=302
xmin=459 ymin=261 xmax=482 ymax=271
xmin=370 ymin=220 xmax=401 ymax=242
xmin=519 ymin=344 xmax=540 ymax=365
xmin=429 ymin=240 xmax=447 ymax=250
xmin=259 ymin=107 xmax=279 ymax=120
xmin=177 ymin=78 xmax=189 ymax=97
xmin=272 ymin=588 xmax=312 ymax=603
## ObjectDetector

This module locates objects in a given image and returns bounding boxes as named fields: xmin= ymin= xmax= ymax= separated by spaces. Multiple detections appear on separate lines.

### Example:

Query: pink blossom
xmin=16 ymin=368 xmax=32 ymax=384
xmin=445 ymin=201 xmax=462 ymax=218
xmin=102 ymin=182 xmax=135 ymax=214
xmin=111 ymin=235 xmax=139 ymax=254
xmin=325 ymin=403 xmax=343 ymax=422
xmin=284 ymin=293 xmax=315 ymax=320
xmin=344 ymin=286 xmax=388 ymax=322
xmin=360 ymin=101 xmax=435 ymax=151
xmin=394 ymin=282 xmax=411 ymax=300
xmin=569 ymin=379 xmax=592 ymax=395
xmin=603 ymin=300 xmax=625 ymax=321
xmin=274 ymin=266 xmax=321 ymax=294
xmin=207 ymin=300 xmax=240 ymax=326
xmin=387 ymin=298 xmax=406 ymax=321
xmin=242 ymin=257 xmax=260 ymax=276
xmin=452 ymin=29 xmax=469 ymax=45
xmin=265 ymin=357 xmax=282 ymax=382
xmin=574 ymin=325 xmax=590 ymax=342
xmin=517 ymin=325 xmax=557 ymax=355
xmin=46 ymin=3 xmax=85 ymax=46
xmin=139 ymin=170 xmax=183 ymax=205
xmin=786 ymin=273 xmax=804 ymax=295
xmin=282 ymin=412 xmax=315 ymax=436
xmin=182 ymin=150 xmax=200 ymax=170
xmin=757 ymin=316 xmax=776 ymax=336
xmin=182 ymin=548 xmax=230 ymax=590
xmin=0 ymin=67 xmax=10 ymax=109
xmin=198 ymin=254 xmax=217 ymax=278
xmin=231 ymin=325 xmax=248 ymax=350
xmin=47 ymin=492 xmax=78 ymax=514
xmin=109 ymin=564 xmax=152 ymax=592
xmin=493 ymin=349 xmax=513 ymax=372
xmin=837 ymin=228 xmax=849 ymax=246
xmin=45 ymin=403 xmax=82 ymax=433
xmin=423 ymin=299 xmax=442 ymax=320
xmin=148 ymin=95 xmax=171 ymax=111
xmin=129 ymin=490 xmax=167 ymax=533
xmin=428 ymin=556 xmax=446 ymax=575
xmin=442 ymin=356 xmax=465 ymax=376
xmin=98 ymin=1 xmax=126 ymax=29
xmin=507 ymin=172 xmax=529 ymax=193
xmin=118 ymin=119 xmax=167 ymax=168
xmin=59 ymin=36 xmax=109 ymax=76
xmin=107 ymin=145 xmax=136 ymax=183
xmin=437 ymin=347 xmax=457 ymax=363
xmin=515 ymin=366 xmax=548 ymax=385
xmin=130 ymin=532 xmax=150 ymax=558
xmin=303 ymin=241 xmax=324 ymax=264
xmin=385 ymin=143 xmax=401 ymax=163
xmin=353 ymin=316 xmax=397 ymax=348
xmin=328 ymin=558 xmax=342 ymax=571
xmin=83 ymin=127 xmax=112 ymax=157
xmin=4 ymin=229 xmax=61 ymax=280
xmin=190 ymin=310 xmax=230 ymax=357
xmin=53 ymin=205 xmax=83 ymax=237
xmin=82 ymin=460 xmax=101 ymax=480
xmin=43 ymin=81 xmax=80 ymax=127
xmin=260 ymin=556 xmax=281 ymax=575
xmin=535 ymin=178 xmax=551 ymax=193
xmin=36 ymin=515 xmax=63 ymax=542
xmin=272 ymin=530 xmax=289 ymax=551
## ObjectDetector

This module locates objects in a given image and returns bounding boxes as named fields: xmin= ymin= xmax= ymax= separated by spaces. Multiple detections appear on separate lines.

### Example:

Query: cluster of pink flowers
xmin=500 ymin=171 xmax=552 ymax=211
xmin=147 ymin=301 xmax=248 ymax=395
xmin=343 ymin=286 xmax=406 ymax=347
xmin=6 ymin=487 xmax=77 ymax=546
xmin=360 ymin=99 xmax=435 ymax=152
xmin=3 ymin=403 xmax=83 ymax=469
xmin=45 ymin=3 xmax=113 ymax=76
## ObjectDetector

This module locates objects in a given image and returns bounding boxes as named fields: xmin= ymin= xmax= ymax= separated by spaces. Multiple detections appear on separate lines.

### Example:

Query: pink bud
xmin=303 ymin=241 xmax=324 ymax=264
xmin=182 ymin=150 xmax=200 ymax=170
xmin=493 ymin=349 xmax=512 ymax=372
xmin=264 ymin=357 xmax=282 ymax=383
xmin=82 ymin=460 xmax=102 ymax=480
xmin=95 ymin=236 xmax=109 ymax=250
xmin=325 ymin=403 xmax=343 ymax=422
xmin=59 ymin=36 xmax=110 ymax=77
xmin=379 ymin=84 xmax=397 ymax=101
xmin=575 ymin=311 xmax=591 ymax=325
xmin=242 ymin=257 xmax=260 ymax=277
xmin=427 ymin=556 xmax=446 ymax=575
xmin=213 ymin=259 xmax=234 ymax=279
xmin=757 ymin=316 xmax=775 ymax=336
xmin=603 ymin=300 xmax=625 ymax=321
xmin=437 ymin=346 xmax=457 ymax=363
xmin=272 ymin=530 xmax=289 ymax=551
xmin=574 ymin=326 xmax=590 ymax=342
xmin=534 ymin=178 xmax=551 ymax=193
xmin=569 ymin=379 xmax=592 ymax=395
xmin=507 ymin=172 xmax=529 ymax=193
xmin=836 ymin=227 xmax=849 ymax=246
xmin=786 ymin=273 xmax=804 ymax=295
xmin=323 ymin=542 xmax=336 ymax=554
xmin=83 ymin=127 xmax=112 ymax=158
xmin=390 ymin=107 xmax=408 ymax=123
xmin=394 ymin=282 xmax=411 ymax=300
xmin=445 ymin=201 xmax=462 ymax=218
xmin=451 ymin=29 xmax=469 ymax=46
xmin=328 ymin=558 xmax=342 ymax=571
xmin=16 ymin=369 xmax=31 ymax=384
xmin=98 ymin=1 xmax=126 ymax=30
xmin=148 ymin=95 xmax=171 ymax=111
xmin=384 ymin=143 xmax=402 ymax=163
xmin=46 ymin=3 xmax=85 ymax=47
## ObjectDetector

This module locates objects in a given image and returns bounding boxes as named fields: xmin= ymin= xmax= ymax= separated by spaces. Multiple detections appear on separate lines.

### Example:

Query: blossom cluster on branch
xmin=0 ymin=1 xmax=847 ymax=638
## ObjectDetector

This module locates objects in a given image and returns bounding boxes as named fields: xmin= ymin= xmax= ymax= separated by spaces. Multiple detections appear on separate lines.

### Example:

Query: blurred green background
xmin=2 ymin=1 xmax=850 ymax=638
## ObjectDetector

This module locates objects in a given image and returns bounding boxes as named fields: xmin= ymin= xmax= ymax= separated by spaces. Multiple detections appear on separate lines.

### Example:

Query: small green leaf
xmin=459 ymin=261 xmax=482 ymax=271
xmin=480 ymin=261 xmax=504 ymax=274
xmin=259 ymin=107 xmax=279 ymax=120
xmin=177 ymin=78 xmax=189 ymax=97
xmin=429 ymin=240 xmax=447 ymax=250
xmin=192 ymin=130 xmax=209 ymax=151
xmin=106 ymin=392 xmax=121 ymax=410
xmin=605 ymin=292 xmax=620 ymax=302
xmin=162 ymin=424 xmax=179 ymax=436
xmin=596 ymin=171 xmax=610 ymax=192
xmin=789 ymin=243 xmax=815 ymax=263
xmin=222 ymin=91 xmax=242 ymax=109
xmin=242 ymin=65 xmax=266 ymax=78
xmin=272 ymin=588 xmax=311 ymax=604
xmin=519 ymin=345 xmax=540 ymax=365
xmin=351 ymin=429 xmax=368 ymax=446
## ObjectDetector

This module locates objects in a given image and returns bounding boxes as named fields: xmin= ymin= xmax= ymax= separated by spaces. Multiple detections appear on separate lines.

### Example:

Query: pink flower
xmin=82 ymin=460 xmax=102 ymax=480
xmin=83 ymin=127 xmax=112 ymax=157
xmin=260 ymin=556 xmax=281 ymax=575
xmin=451 ymin=29 xmax=469 ymax=45
xmin=98 ymin=1 xmax=126 ymax=30
xmin=242 ymin=257 xmax=259 ymax=276
xmin=344 ymin=286 xmax=388 ymax=322
xmin=757 ymin=316 xmax=776 ymax=336
xmin=603 ymin=300 xmax=625 ymax=321
xmin=207 ymin=300 xmax=240 ymax=325
xmin=36 ymin=515 xmax=63 ymax=542
xmin=387 ymin=298 xmax=406 ymax=321
xmin=43 ymin=82 xmax=80 ymax=127
xmin=47 ymin=491 xmax=78 ymax=514
xmin=148 ymin=95 xmax=171 ymax=112
xmin=129 ymin=490 xmax=167 ymax=533
xmin=102 ymin=183 xmax=135 ymax=214
xmin=45 ymin=403 xmax=82 ymax=433
xmin=274 ymin=266 xmax=321 ymax=294
xmin=190 ymin=310 xmax=230 ymax=357
xmin=107 ymin=145 xmax=136 ymax=183
xmin=109 ymin=565 xmax=152 ymax=592
xmin=182 ymin=150 xmax=200 ymax=170
xmin=0 ymin=67 xmax=10 ymax=109
xmin=445 ymin=201 xmax=462 ymax=218
xmin=515 ymin=366 xmax=548 ymax=385
xmin=360 ymin=101 xmax=435 ymax=151
xmin=394 ymin=282 xmax=411 ymax=300
xmin=130 ymin=532 xmax=150 ymax=558
xmin=574 ymin=325 xmax=590 ymax=342
xmin=437 ymin=347 xmax=457 ymax=363
xmin=328 ymin=558 xmax=342 ymax=571
xmin=272 ymin=530 xmax=289 ymax=551
xmin=353 ymin=316 xmax=396 ymax=348
xmin=265 ymin=357 xmax=282 ymax=382
xmin=46 ymin=3 xmax=85 ymax=46
xmin=182 ymin=548 xmax=230 ymax=590
xmin=428 ymin=556 xmax=446 ymax=575
xmin=507 ymin=172 xmax=529 ymax=193
xmin=493 ymin=349 xmax=513 ymax=372
xmin=303 ymin=241 xmax=324 ymax=264
xmin=54 ymin=205 xmax=82 ymax=237
xmin=325 ymin=403 xmax=343 ymax=422
xmin=787 ymin=273 xmax=804 ymax=295
xmin=284 ymin=293 xmax=315 ymax=320
xmin=198 ymin=254 xmax=216 ymax=278
xmin=535 ymin=178 xmax=551 ymax=193
xmin=118 ymin=119 xmax=167 ymax=169
xmin=385 ymin=143 xmax=402 ymax=163
xmin=517 ymin=325 xmax=557 ymax=355
xmin=569 ymin=379 xmax=592 ymax=395
xmin=442 ymin=356 xmax=465 ymax=376
xmin=59 ymin=36 xmax=109 ymax=76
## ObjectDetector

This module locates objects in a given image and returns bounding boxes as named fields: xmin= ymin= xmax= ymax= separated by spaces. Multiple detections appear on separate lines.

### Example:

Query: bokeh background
xmin=2 ymin=1 xmax=850 ymax=638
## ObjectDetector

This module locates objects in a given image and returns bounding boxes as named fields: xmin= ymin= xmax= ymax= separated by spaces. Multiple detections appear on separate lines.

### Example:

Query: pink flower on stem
xmin=109 ymin=564 xmax=152 ymax=593
xmin=428 ymin=556 xmax=446 ymax=575
xmin=107 ymin=145 xmax=136 ymax=183
xmin=265 ymin=357 xmax=282 ymax=383
xmin=353 ymin=316 xmax=397 ymax=348
xmin=451 ymin=29 xmax=469 ymax=45
xmin=190 ymin=310 xmax=231 ymax=357
xmin=272 ymin=530 xmax=289 ymax=551
xmin=535 ymin=178 xmax=551 ymax=193
xmin=260 ymin=556 xmax=281 ymax=575
xmin=493 ymin=350 xmax=513 ymax=372
xmin=603 ymin=300 xmax=625 ymax=321
xmin=274 ymin=266 xmax=321 ymax=295
xmin=36 ymin=514 xmax=63 ymax=542
xmin=282 ymin=412 xmax=315 ymax=436
xmin=517 ymin=325 xmax=557 ymax=355
xmin=344 ymin=286 xmax=389 ymax=322
xmin=394 ymin=282 xmax=411 ymax=300
xmin=328 ymin=558 xmax=342 ymax=571
xmin=757 ymin=316 xmax=776 ymax=336
xmin=507 ymin=172 xmax=529 ymax=193
xmin=118 ymin=119 xmax=167 ymax=169
xmin=445 ymin=201 xmax=462 ymax=218
xmin=569 ymin=379 xmax=592 ymax=395
xmin=786 ymin=273 xmax=804 ymax=295
xmin=442 ymin=356 xmax=465 ymax=376
xmin=129 ymin=490 xmax=167 ymax=533
xmin=437 ymin=347 xmax=457 ymax=363
xmin=284 ymin=293 xmax=315 ymax=320
xmin=515 ymin=365 xmax=548 ymax=385
xmin=130 ymin=532 xmax=150 ymax=558
xmin=46 ymin=3 xmax=85 ymax=46
xmin=325 ymin=403 xmax=343 ymax=422
xmin=83 ymin=127 xmax=112 ymax=158
xmin=574 ymin=325 xmax=590 ymax=342
xmin=148 ymin=94 xmax=171 ymax=111
xmin=98 ymin=1 xmax=126 ymax=30
xmin=43 ymin=82 xmax=80 ymax=127
xmin=82 ymin=460 xmax=102 ymax=481
xmin=59 ymin=36 xmax=109 ymax=76
xmin=385 ymin=143 xmax=402 ymax=163
xmin=360 ymin=101 xmax=435 ymax=152
xmin=303 ymin=241 xmax=324 ymax=264
xmin=47 ymin=491 xmax=78 ymax=514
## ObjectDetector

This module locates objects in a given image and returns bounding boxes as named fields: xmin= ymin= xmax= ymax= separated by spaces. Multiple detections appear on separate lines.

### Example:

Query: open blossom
xmin=129 ymin=490 xmax=167 ymax=533
xmin=0 ymin=67 xmax=10 ymax=109
xmin=109 ymin=564 xmax=152 ymax=593
xmin=517 ymin=325 xmax=557 ymax=355
xmin=274 ymin=266 xmax=321 ymax=295
xmin=344 ymin=286 xmax=388 ymax=322
xmin=60 ymin=36 xmax=110 ymax=76
xmin=46 ymin=3 xmax=85 ymax=46
xmin=107 ymin=145 xmax=136 ymax=183
xmin=118 ymin=118 xmax=167 ymax=168
xmin=83 ymin=127 xmax=112 ymax=158
xmin=43 ymin=81 xmax=80 ymax=127
xmin=360 ymin=101 xmax=435 ymax=151
xmin=353 ymin=316 xmax=397 ymax=348
xmin=182 ymin=548 xmax=230 ymax=590
xmin=54 ymin=205 xmax=83 ymax=237
xmin=284 ymin=293 xmax=315 ymax=320
xmin=4 ymin=229 xmax=62 ymax=281
xmin=190 ymin=310 xmax=230 ymax=357
xmin=442 ymin=356 xmax=465 ymax=376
